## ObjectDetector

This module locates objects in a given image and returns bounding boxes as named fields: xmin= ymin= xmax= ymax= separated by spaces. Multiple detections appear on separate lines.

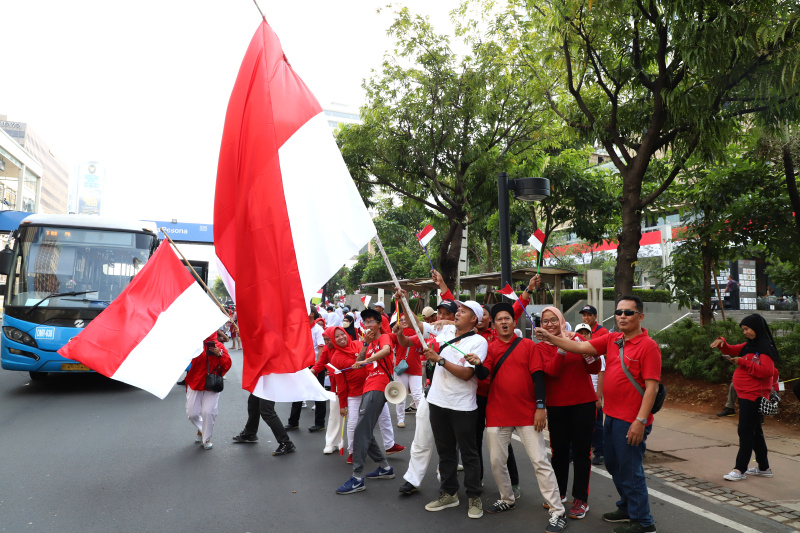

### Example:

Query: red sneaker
xmin=568 ymin=499 xmax=589 ymax=519
xmin=346 ymin=454 xmax=353 ymax=464
xmin=385 ymin=444 xmax=406 ymax=455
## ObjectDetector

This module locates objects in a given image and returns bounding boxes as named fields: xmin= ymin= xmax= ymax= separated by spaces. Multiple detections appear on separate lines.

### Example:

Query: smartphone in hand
xmin=721 ymin=353 xmax=732 ymax=361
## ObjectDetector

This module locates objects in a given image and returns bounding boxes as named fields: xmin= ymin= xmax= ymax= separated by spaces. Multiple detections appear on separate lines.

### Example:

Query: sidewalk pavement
xmin=647 ymin=406 xmax=800 ymax=526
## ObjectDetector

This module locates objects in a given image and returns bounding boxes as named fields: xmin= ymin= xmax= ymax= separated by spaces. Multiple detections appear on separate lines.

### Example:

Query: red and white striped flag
xmin=360 ymin=295 xmax=371 ymax=307
xmin=58 ymin=242 xmax=228 ymax=399
xmin=416 ymin=225 xmax=436 ymax=247
xmin=213 ymin=21 xmax=376 ymax=402
xmin=497 ymin=283 xmax=520 ymax=301
xmin=528 ymin=229 xmax=547 ymax=252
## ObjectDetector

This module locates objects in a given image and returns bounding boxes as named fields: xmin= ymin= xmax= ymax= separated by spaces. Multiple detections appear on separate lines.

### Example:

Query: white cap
xmin=455 ymin=300 xmax=483 ymax=322
xmin=575 ymin=323 xmax=592 ymax=334
xmin=374 ymin=301 xmax=385 ymax=309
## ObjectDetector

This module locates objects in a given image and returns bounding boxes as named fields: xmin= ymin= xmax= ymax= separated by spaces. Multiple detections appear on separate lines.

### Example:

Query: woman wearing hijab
xmin=537 ymin=306 xmax=602 ymax=520
xmin=329 ymin=326 xmax=369 ymax=463
xmin=185 ymin=332 xmax=232 ymax=450
xmin=711 ymin=314 xmax=780 ymax=481
xmin=342 ymin=313 xmax=359 ymax=341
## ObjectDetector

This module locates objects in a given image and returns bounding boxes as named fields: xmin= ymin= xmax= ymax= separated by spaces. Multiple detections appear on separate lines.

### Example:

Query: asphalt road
xmin=0 ymin=349 xmax=793 ymax=533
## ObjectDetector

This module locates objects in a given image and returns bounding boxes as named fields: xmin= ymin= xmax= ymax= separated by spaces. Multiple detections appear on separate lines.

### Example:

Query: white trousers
xmin=346 ymin=394 xmax=395 ymax=454
xmin=403 ymin=395 xmax=435 ymax=487
xmin=487 ymin=425 xmax=564 ymax=515
xmin=186 ymin=387 xmax=220 ymax=444
xmin=324 ymin=395 xmax=342 ymax=450
xmin=395 ymin=372 xmax=424 ymax=424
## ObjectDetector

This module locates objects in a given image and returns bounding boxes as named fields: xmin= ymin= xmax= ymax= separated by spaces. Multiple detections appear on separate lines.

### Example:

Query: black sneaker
xmin=546 ymin=513 xmax=568 ymax=532
xmin=284 ymin=424 xmax=299 ymax=431
xmin=308 ymin=425 xmax=325 ymax=432
xmin=716 ymin=407 xmax=736 ymax=417
xmin=399 ymin=481 xmax=418 ymax=495
xmin=273 ymin=442 xmax=296 ymax=456
xmin=232 ymin=432 xmax=258 ymax=443
xmin=612 ymin=522 xmax=657 ymax=533
xmin=592 ymin=454 xmax=605 ymax=465
xmin=486 ymin=500 xmax=515 ymax=514
xmin=405 ymin=405 xmax=417 ymax=413
xmin=602 ymin=509 xmax=631 ymax=523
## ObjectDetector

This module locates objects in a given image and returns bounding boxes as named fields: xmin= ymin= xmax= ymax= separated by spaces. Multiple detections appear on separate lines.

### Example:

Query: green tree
xmin=211 ymin=276 xmax=231 ymax=303
xmin=338 ymin=7 xmax=560 ymax=289
xmin=497 ymin=0 xmax=800 ymax=298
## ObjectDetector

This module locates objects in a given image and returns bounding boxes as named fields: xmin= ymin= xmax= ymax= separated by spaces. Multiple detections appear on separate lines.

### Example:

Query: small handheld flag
xmin=416 ymin=225 xmax=437 ymax=271
xmin=360 ymin=295 xmax=371 ymax=308
xmin=528 ymin=229 xmax=547 ymax=273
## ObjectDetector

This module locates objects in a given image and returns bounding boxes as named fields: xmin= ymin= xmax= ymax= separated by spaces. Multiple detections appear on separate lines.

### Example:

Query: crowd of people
xmin=180 ymin=269 xmax=788 ymax=533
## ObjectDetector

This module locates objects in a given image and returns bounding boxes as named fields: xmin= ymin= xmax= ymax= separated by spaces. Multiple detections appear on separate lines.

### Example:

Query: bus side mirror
xmin=0 ymin=246 xmax=14 ymax=276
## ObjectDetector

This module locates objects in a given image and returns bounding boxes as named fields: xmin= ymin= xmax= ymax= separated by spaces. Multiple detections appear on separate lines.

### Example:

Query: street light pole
xmin=497 ymin=172 xmax=513 ymax=289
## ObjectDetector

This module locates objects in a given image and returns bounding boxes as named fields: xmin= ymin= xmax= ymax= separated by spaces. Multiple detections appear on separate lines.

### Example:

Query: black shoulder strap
xmin=491 ymin=337 xmax=523 ymax=380
xmin=616 ymin=338 xmax=645 ymax=396
xmin=437 ymin=330 xmax=477 ymax=354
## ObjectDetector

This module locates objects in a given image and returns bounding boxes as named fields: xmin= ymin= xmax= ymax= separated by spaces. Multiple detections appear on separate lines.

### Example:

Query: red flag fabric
xmin=416 ymin=224 xmax=437 ymax=247
xmin=529 ymin=229 xmax=547 ymax=252
xmin=497 ymin=283 xmax=520 ymax=301
xmin=214 ymin=21 xmax=375 ymax=401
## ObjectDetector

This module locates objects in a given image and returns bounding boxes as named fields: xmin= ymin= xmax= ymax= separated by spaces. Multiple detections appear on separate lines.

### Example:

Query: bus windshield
xmin=7 ymin=226 xmax=157 ymax=309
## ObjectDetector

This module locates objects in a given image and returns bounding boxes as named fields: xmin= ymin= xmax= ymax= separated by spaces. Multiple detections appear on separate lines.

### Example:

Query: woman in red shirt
xmin=712 ymin=314 xmax=780 ymax=481
xmin=329 ymin=326 xmax=368 ymax=463
xmin=185 ymin=332 xmax=232 ymax=450
xmin=538 ymin=306 xmax=601 ymax=520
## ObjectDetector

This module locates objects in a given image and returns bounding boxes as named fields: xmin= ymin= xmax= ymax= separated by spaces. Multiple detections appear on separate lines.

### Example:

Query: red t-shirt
xmin=539 ymin=335 xmax=600 ymax=407
xmin=483 ymin=337 xmax=543 ymax=427
xmin=390 ymin=329 xmax=423 ymax=376
xmin=477 ymin=328 xmax=497 ymax=396
xmin=331 ymin=351 xmax=367 ymax=405
xmin=592 ymin=324 xmax=609 ymax=338
xmin=589 ymin=330 xmax=662 ymax=425
xmin=362 ymin=333 xmax=394 ymax=394
xmin=718 ymin=339 xmax=778 ymax=401
xmin=185 ymin=340 xmax=232 ymax=391
xmin=380 ymin=314 xmax=392 ymax=335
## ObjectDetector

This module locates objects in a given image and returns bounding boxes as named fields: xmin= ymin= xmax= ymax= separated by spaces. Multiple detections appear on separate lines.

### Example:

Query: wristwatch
xmin=362 ymin=341 xmax=369 ymax=347
xmin=524 ymin=287 xmax=532 ymax=294
xmin=635 ymin=417 xmax=647 ymax=425
xmin=536 ymin=401 xmax=545 ymax=409
xmin=437 ymin=358 xmax=446 ymax=367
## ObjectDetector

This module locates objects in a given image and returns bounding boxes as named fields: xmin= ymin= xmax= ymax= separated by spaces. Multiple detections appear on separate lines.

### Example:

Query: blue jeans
xmin=604 ymin=415 xmax=653 ymax=526
xmin=592 ymin=405 xmax=604 ymax=456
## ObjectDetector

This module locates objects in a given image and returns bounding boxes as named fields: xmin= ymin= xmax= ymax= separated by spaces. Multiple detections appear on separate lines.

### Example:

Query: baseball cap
xmin=575 ymin=323 xmax=592 ymax=334
xmin=421 ymin=306 xmax=436 ymax=318
xmin=437 ymin=299 xmax=458 ymax=314
xmin=580 ymin=305 xmax=598 ymax=315
xmin=489 ymin=302 xmax=515 ymax=320
xmin=455 ymin=300 xmax=484 ymax=322
xmin=374 ymin=301 xmax=385 ymax=309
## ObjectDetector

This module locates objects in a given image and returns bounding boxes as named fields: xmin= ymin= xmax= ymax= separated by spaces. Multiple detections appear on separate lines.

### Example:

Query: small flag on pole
xmin=360 ymin=295 xmax=371 ymax=307
xmin=528 ymin=229 xmax=546 ymax=252
xmin=497 ymin=283 xmax=519 ymax=300
xmin=416 ymin=225 xmax=437 ymax=247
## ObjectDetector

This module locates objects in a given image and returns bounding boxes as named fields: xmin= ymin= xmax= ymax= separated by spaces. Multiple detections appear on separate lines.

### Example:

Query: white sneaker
xmin=323 ymin=445 xmax=336 ymax=454
xmin=457 ymin=464 xmax=464 ymax=471
xmin=203 ymin=441 xmax=213 ymax=450
xmin=397 ymin=421 xmax=405 ymax=428
xmin=723 ymin=469 xmax=746 ymax=481
xmin=745 ymin=467 xmax=773 ymax=477
xmin=195 ymin=432 xmax=202 ymax=443
xmin=302 ymin=401 xmax=308 ymax=408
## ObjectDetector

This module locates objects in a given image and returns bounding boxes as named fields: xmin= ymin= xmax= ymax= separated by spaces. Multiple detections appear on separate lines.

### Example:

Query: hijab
xmin=739 ymin=314 xmax=780 ymax=363
xmin=327 ymin=326 xmax=361 ymax=358
xmin=342 ymin=313 xmax=358 ymax=340
xmin=540 ymin=306 xmax=577 ymax=344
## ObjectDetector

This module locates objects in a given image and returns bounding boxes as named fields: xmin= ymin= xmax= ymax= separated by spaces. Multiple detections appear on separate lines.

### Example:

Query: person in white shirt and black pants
xmin=422 ymin=300 xmax=489 ymax=519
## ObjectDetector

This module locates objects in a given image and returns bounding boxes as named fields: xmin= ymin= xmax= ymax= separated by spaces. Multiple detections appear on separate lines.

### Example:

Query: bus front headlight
xmin=2 ymin=327 xmax=38 ymax=348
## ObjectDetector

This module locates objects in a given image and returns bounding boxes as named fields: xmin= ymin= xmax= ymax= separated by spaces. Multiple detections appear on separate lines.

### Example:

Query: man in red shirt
xmin=580 ymin=305 xmax=608 ymax=338
xmin=374 ymin=301 xmax=392 ymax=335
xmin=336 ymin=308 xmax=399 ymax=494
xmin=535 ymin=295 xmax=661 ymax=533
xmin=468 ymin=303 xmax=567 ymax=533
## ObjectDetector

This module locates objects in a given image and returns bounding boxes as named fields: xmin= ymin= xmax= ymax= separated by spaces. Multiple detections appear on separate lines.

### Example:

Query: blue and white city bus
xmin=0 ymin=214 xmax=159 ymax=380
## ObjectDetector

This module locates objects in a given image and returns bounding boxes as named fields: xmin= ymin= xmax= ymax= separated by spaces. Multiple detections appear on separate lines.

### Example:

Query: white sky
xmin=0 ymin=0 xmax=456 ymax=224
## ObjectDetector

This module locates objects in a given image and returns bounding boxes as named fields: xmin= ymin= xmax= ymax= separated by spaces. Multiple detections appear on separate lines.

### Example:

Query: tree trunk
xmin=700 ymin=245 xmax=713 ymax=326
xmin=782 ymin=143 xmax=800 ymax=240
xmin=439 ymin=220 xmax=463 ymax=291
xmin=614 ymin=174 xmax=643 ymax=300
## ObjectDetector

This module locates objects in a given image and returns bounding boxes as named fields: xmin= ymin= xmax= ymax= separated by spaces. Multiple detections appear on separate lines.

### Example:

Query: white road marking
xmin=510 ymin=433 xmax=764 ymax=533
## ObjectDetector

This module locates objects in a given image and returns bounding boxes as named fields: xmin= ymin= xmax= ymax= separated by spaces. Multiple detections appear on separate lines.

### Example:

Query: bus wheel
xmin=29 ymin=371 xmax=48 ymax=381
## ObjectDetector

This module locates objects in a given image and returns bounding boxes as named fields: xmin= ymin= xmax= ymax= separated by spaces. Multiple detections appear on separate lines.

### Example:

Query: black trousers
xmin=429 ymin=403 xmax=482 ymax=498
xmin=477 ymin=394 xmax=518 ymax=484
xmin=288 ymin=371 xmax=326 ymax=427
xmin=735 ymin=397 xmax=769 ymax=472
xmin=547 ymin=401 xmax=596 ymax=501
xmin=243 ymin=393 xmax=290 ymax=443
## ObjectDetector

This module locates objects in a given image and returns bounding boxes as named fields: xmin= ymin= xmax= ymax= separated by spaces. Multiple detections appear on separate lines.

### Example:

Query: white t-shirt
xmin=422 ymin=322 xmax=455 ymax=340
xmin=591 ymin=355 xmax=606 ymax=392
xmin=310 ymin=324 xmax=325 ymax=360
xmin=426 ymin=329 xmax=488 ymax=412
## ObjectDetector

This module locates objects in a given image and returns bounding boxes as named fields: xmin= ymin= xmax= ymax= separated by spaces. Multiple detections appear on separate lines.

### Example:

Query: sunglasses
xmin=614 ymin=309 xmax=640 ymax=316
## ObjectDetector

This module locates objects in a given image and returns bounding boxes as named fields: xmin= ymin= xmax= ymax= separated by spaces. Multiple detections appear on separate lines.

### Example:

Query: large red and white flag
xmin=528 ymin=229 xmax=547 ymax=252
xmin=416 ymin=225 xmax=436 ymax=247
xmin=58 ymin=242 xmax=228 ymax=399
xmin=497 ymin=283 xmax=520 ymax=301
xmin=214 ymin=21 xmax=376 ymax=401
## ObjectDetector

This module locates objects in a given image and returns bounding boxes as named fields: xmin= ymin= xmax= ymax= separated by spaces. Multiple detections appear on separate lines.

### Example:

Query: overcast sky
xmin=1 ymin=0 xmax=455 ymax=224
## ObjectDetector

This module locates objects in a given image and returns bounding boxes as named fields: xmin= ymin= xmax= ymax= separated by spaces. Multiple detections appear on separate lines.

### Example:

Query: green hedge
xmin=654 ymin=319 xmax=800 ymax=383
xmin=560 ymin=289 xmax=672 ymax=312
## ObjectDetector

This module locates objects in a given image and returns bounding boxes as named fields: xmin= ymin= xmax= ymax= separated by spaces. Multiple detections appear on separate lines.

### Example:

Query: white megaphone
xmin=384 ymin=381 xmax=407 ymax=404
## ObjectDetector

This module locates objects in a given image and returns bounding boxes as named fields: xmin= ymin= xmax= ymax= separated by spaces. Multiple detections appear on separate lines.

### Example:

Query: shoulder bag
xmin=205 ymin=351 xmax=224 ymax=393
xmin=757 ymin=355 xmax=780 ymax=416
xmin=614 ymin=338 xmax=666 ymax=414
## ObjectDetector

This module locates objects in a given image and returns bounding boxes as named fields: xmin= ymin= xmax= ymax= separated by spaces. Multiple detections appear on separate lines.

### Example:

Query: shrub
xmin=561 ymin=289 xmax=672 ymax=312
xmin=654 ymin=319 xmax=800 ymax=383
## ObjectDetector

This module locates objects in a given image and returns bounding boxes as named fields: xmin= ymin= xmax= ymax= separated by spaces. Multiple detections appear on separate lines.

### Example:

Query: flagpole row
xmin=372 ymin=234 xmax=429 ymax=351
xmin=159 ymin=228 xmax=239 ymax=334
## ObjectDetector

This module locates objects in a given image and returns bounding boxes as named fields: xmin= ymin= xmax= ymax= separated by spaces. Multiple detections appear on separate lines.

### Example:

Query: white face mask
xmin=342 ymin=320 xmax=352 ymax=328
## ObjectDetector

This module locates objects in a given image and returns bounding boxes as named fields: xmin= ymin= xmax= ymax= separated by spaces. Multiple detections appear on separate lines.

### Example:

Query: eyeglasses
xmin=614 ymin=309 xmax=640 ymax=316
xmin=363 ymin=320 xmax=378 ymax=326
xmin=541 ymin=318 xmax=560 ymax=325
